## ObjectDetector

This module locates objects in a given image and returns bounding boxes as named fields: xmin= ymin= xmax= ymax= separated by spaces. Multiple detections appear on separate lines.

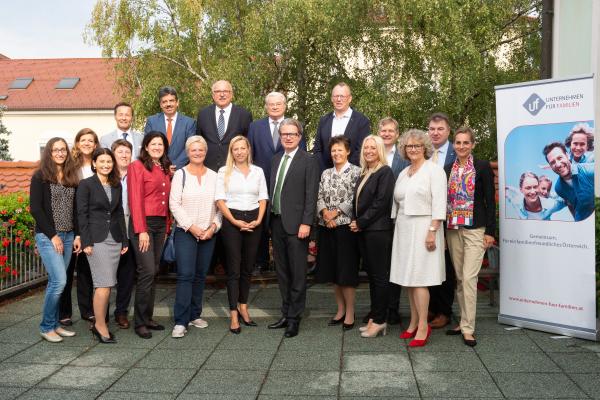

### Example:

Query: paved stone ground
xmin=0 ymin=282 xmax=599 ymax=399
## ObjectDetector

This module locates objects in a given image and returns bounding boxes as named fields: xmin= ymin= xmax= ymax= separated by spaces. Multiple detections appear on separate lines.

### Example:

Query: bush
xmin=0 ymin=192 xmax=35 ymax=280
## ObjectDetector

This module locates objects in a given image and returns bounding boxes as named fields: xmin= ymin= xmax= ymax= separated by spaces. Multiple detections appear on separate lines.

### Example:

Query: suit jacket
xmin=390 ymin=148 xmax=410 ymax=180
xmin=99 ymin=130 xmax=144 ymax=158
xmin=144 ymin=112 xmax=197 ymax=169
xmin=248 ymin=117 xmax=306 ymax=192
xmin=313 ymin=109 xmax=371 ymax=171
xmin=196 ymin=104 xmax=253 ymax=171
xmin=269 ymin=149 xmax=320 ymax=235
xmin=444 ymin=158 xmax=496 ymax=236
xmin=76 ymin=174 xmax=128 ymax=249
xmin=353 ymin=166 xmax=395 ymax=231
xmin=443 ymin=142 xmax=457 ymax=168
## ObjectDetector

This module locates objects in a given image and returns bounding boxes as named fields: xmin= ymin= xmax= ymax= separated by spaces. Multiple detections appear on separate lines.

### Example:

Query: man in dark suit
xmin=196 ymin=80 xmax=253 ymax=171
xmin=377 ymin=117 xmax=409 ymax=325
xmin=144 ymin=86 xmax=197 ymax=169
xmin=267 ymin=118 xmax=319 ymax=338
xmin=100 ymin=102 xmax=144 ymax=158
xmin=427 ymin=112 xmax=457 ymax=329
xmin=313 ymin=82 xmax=371 ymax=171
xmin=248 ymin=92 xmax=306 ymax=273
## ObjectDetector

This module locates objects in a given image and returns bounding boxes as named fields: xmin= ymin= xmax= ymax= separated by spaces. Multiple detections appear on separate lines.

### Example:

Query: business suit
xmin=248 ymin=117 xmax=307 ymax=268
xmin=313 ymin=110 xmax=371 ymax=171
xmin=99 ymin=130 xmax=144 ymax=159
xmin=269 ymin=149 xmax=319 ymax=324
xmin=144 ymin=113 xmax=197 ymax=169
xmin=196 ymin=104 xmax=253 ymax=171
xmin=390 ymin=149 xmax=410 ymax=180
xmin=353 ymin=166 xmax=395 ymax=325
xmin=429 ymin=140 xmax=457 ymax=325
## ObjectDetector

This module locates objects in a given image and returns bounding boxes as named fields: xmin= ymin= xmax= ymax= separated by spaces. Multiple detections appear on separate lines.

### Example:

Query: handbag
xmin=161 ymin=168 xmax=186 ymax=264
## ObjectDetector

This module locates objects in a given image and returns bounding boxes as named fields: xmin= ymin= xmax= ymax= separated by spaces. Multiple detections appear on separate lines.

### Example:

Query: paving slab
xmin=97 ymin=392 xmax=177 ymax=400
xmin=202 ymin=349 xmax=275 ymax=371
xmin=567 ymin=373 xmax=600 ymax=399
xmin=37 ymin=366 xmax=125 ymax=391
xmin=182 ymin=369 xmax=265 ymax=395
xmin=136 ymin=348 xmax=211 ymax=369
xmin=69 ymin=347 xmax=149 ymax=368
xmin=478 ymin=351 xmax=560 ymax=372
xmin=261 ymin=370 xmax=339 ymax=396
xmin=271 ymin=350 xmax=341 ymax=371
xmin=493 ymin=372 xmax=588 ymax=398
xmin=216 ymin=324 xmax=282 ymax=350
xmin=0 ymin=362 xmax=61 ymax=387
xmin=410 ymin=351 xmax=486 ymax=372
xmin=473 ymin=333 xmax=541 ymax=353
xmin=343 ymin=352 xmax=410 ymax=371
xmin=546 ymin=351 xmax=600 ymax=372
xmin=14 ymin=388 xmax=101 ymax=400
xmin=0 ymin=342 xmax=32 ymax=362
xmin=415 ymin=371 xmax=503 ymax=398
xmin=525 ymin=330 xmax=591 ymax=353
xmin=107 ymin=367 xmax=195 ymax=393
xmin=4 ymin=342 xmax=88 ymax=365
xmin=0 ymin=387 xmax=27 ymax=400
xmin=340 ymin=371 xmax=419 ymax=397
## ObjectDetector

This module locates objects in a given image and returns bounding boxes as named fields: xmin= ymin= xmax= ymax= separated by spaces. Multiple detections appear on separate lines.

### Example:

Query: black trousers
xmin=428 ymin=249 xmax=456 ymax=317
xmin=114 ymin=238 xmax=136 ymax=317
xmin=271 ymin=214 xmax=308 ymax=321
xmin=359 ymin=229 xmax=392 ymax=325
xmin=221 ymin=209 xmax=263 ymax=310
xmin=130 ymin=216 xmax=166 ymax=328
xmin=388 ymin=283 xmax=402 ymax=312
xmin=59 ymin=252 xmax=93 ymax=320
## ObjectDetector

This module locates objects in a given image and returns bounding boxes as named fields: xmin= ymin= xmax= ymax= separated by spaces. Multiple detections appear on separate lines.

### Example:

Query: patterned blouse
xmin=317 ymin=163 xmax=361 ymax=226
xmin=50 ymin=183 xmax=75 ymax=232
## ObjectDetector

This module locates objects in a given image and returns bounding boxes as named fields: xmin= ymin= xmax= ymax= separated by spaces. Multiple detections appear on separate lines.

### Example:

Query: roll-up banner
xmin=495 ymin=75 xmax=597 ymax=341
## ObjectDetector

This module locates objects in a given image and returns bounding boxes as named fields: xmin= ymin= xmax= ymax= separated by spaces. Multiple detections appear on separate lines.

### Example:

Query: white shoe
xmin=40 ymin=331 xmax=63 ymax=343
xmin=55 ymin=327 xmax=76 ymax=337
xmin=171 ymin=325 xmax=187 ymax=338
xmin=188 ymin=318 xmax=208 ymax=329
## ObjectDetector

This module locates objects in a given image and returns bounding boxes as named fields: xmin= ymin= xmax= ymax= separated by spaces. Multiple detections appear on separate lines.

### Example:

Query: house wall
xmin=4 ymin=110 xmax=115 ymax=161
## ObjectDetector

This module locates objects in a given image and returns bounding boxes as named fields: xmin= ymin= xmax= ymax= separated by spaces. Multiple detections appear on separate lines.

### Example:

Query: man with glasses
xmin=196 ymin=80 xmax=253 ymax=171
xmin=267 ymin=119 xmax=319 ymax=338
xmin=313 ymin=82 xmax=370 ymax=171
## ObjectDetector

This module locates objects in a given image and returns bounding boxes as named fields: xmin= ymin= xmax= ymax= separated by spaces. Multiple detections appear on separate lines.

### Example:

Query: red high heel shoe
xmin=408 ymin=325 xmax=431 ymax=347
xmin=399 ymin=329 xmax=417 ymax=339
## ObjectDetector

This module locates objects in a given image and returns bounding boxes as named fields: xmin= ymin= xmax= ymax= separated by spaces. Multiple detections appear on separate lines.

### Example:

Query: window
xmin=55 ymin=77 xmax=80 ymax=89
xmin=0 ymin=95 xmax=7 ymax=100
xmin=9 ymin=78 xmax=33 ymax=89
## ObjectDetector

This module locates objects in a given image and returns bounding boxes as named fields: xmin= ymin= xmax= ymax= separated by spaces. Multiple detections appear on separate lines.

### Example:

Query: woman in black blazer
xmin=77 ymin=148 xmax=128 ymax=343
xmin=350 ymin=135 xmax=395 ymax=338
xmin=444 ymin=127 xmax=496 ymax=347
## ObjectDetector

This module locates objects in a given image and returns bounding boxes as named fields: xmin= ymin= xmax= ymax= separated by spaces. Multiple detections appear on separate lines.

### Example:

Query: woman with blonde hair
xmin=350 ymin=135 xmax=395 ymax=338
xmin=216 ymin=135 xmax=268 ymax=334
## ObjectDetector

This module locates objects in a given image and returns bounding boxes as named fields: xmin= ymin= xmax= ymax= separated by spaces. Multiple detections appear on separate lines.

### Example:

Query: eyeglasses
xmin=213 ymin=90 xmax=232 ymax=95
xmin=331 ymin=95 xmax=348 ymax=100
xmin=51 ymin=148 xmax=68 ymax=154
xmin=280 ymin=132 xmax=300 ymax=138
xmin=405 ymin=144 xmax=423 ymax=150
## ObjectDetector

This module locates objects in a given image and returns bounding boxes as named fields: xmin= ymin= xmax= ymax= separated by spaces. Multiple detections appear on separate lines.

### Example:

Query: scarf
xmin=446 ymin=155 xmax=476 ymax=229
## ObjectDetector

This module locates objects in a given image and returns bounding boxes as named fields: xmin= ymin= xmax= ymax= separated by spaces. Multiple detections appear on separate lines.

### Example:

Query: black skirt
xmin=315 ymin=224 xmax=360 ymax=287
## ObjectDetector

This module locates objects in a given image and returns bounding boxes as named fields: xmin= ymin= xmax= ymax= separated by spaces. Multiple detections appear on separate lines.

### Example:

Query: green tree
xmin=0 ymin=107 xmax=13 ymax=161
xmin=87 ymin=0 xmax=541 ymax=159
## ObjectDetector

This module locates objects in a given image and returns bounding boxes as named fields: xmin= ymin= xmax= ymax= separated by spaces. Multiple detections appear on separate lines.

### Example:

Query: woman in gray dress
xmin=77 ymin=148 xmax=128 ymax=343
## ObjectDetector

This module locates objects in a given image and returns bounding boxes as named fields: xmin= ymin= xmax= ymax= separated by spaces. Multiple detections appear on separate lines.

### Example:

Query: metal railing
xmin=0 ymin=227 xmax=46 ymax=297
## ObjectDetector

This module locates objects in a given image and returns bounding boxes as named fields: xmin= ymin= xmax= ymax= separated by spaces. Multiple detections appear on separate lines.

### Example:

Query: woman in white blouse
xmin=169 ymin=136 xmax=222 ymax=339
xmin=216 ymin=135 xmax=268 ymax=334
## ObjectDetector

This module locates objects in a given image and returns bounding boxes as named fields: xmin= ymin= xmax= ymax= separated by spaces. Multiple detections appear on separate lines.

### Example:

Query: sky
xmin=0 ymin=0 xmax=103 ymax=59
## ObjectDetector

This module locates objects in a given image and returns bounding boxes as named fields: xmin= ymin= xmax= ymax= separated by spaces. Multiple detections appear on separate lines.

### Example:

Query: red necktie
xmin=166 ymin=118 xmax=173 ymax=143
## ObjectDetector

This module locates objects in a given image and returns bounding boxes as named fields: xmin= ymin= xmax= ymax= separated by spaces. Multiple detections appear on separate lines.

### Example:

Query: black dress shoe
xmin=135 ymin=326 xmax=152 ymax=339
xmin=361 ymin=312 xmax=372 ymax=324
xmin=386 ymin=309 xmax=401 ymax=325
xmin=146 ymin=320 xmax=165 ymax=331
xmin=268 ymin=317 xmax=288 ymax=329
xmin=328 ymin=314 xmax=345 ymax=326
xmin=284 ymin=321 xmax=299 ymax=338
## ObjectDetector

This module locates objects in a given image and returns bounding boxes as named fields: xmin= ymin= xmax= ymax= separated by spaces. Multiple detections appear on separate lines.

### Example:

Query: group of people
xmin=30 ymin=80 xmax=496 ymax=348
xmin=506 ymin=123 xmax=595 ymax=221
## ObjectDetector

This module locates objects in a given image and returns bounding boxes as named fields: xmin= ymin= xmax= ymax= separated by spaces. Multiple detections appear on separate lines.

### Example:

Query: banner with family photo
xmin=495 ymin=75 xmax=597 ymax=341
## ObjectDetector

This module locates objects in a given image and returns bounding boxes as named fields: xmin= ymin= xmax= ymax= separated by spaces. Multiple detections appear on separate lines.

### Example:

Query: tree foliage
xmin=87 ymin=0 xmax=541 ymax=160
xmin=0 ymin=107 xmax=13 ymax=161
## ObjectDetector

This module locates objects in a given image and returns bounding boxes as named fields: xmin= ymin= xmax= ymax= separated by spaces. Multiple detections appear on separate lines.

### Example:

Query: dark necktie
xmin=272 ymin=121 xmax=280 ymax=148
xmin=218 ymin=109 xmax=225 ymax=140
xmin=272 ymin=155 xmax=290 ymax=214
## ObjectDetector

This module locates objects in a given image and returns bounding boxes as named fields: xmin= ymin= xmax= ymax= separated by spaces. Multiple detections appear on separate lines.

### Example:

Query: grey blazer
xmin=100 ymin=130 xmax=144 ymax=158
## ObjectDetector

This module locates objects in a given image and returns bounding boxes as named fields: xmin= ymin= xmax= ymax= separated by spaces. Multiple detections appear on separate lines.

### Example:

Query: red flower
xmin=17 ymin=230 xmax=23 ymax=236
xmin=25 ymin=206 xmax=30 ymax=212
xmin=3 ymin=267 xmax=9 ymax=273
xmin=24 ymin=240 xmax=31 ymax=247
xmin=0 ymin=255 xmax=7 ymax=266
xmin=0 ymin=210 xmax=6 ymax=215
xmin=15 ymin=237 xmax=22 ymax=244
xmin=11 ymin=269 xmax=17 ymax=276
xmin=2 ymin=238 xmax=10 ymax=247
xmin=8 ymin=219 xmax=16 ymax=225
xmin=17 ymin=196 xmax=23 ymax=203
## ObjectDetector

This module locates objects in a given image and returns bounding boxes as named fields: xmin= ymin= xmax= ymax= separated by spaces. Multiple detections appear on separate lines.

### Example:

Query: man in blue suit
xmin=248 ymin=92 xmax=306 ymax=272
xmin=312 ymin=82 xmax=371 ymax=171
xmin=144 ymin=86 xmax=197 ymax=170
xmin=377 ymin=117 xmax=409 ymax=325
xmin=426 ymin=112 xmax=457 ymax=330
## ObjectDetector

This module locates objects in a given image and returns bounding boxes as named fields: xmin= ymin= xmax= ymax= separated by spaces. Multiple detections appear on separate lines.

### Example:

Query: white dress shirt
xmin=386 ymin=146 xmax=396 ymax=167
xmin=163 ymin=112 xmax=178 ymax=133
xmin=215 ymin=103 xmax=233 ymax=133
xmin=433 ymin=140 xmax=450 ymax=167
xmin=331 ymin=108 xmax=353 ymax=137
xmin=215 ymin=164 xmax=269 ymax=211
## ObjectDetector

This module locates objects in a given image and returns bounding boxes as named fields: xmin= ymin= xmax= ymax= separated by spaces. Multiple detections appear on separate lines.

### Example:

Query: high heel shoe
xmin=359 ymin=319 xmax=373 ymax=332
xmin=342 ymin=315 xmax=355 ymax=331
xmin=91 ymin=325 xmax=116 ymax=344
xmin=399 ymin=329 xmax=417 ymax=339
xmin=360 ymin=322 xmax=387 ymax=338
xmin=408 ymin=325 xmax=431 ymax=347
xmin=237 ymin=309 xmax=257 ymax=327
xmin=328 ymin=314 xmax=346 ymax=326
xmin=229 ymin=326 xmax=241 ymax=334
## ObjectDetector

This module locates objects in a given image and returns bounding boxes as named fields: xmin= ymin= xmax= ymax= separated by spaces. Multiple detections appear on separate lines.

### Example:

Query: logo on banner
xmin=523 ymin=93 xmax=545 ymax=116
